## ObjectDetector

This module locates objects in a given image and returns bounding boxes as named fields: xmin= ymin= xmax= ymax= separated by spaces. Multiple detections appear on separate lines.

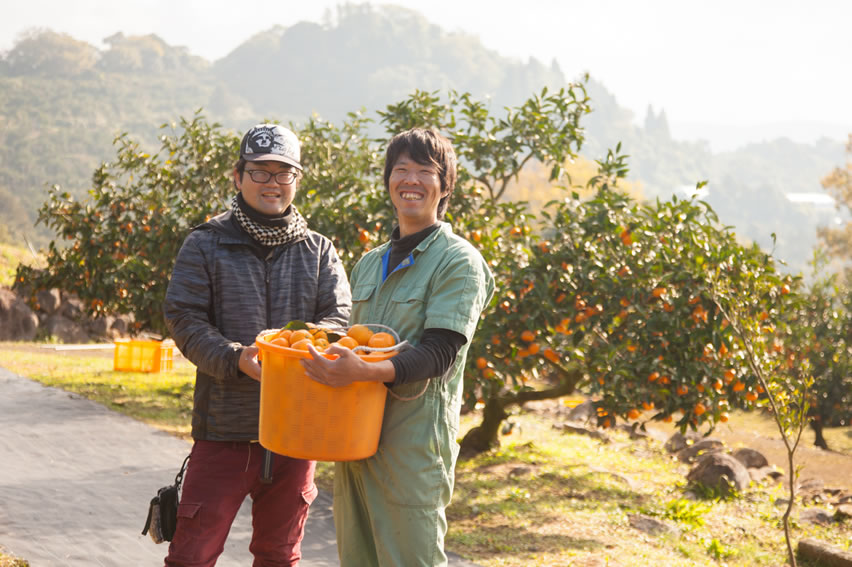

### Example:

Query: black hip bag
xmin=142 ymin=455 xmax=190 ymax=544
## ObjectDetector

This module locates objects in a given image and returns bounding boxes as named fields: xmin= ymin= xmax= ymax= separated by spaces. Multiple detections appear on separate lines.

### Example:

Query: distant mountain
xmin=0 ymin=3 xmax=845 ymax=276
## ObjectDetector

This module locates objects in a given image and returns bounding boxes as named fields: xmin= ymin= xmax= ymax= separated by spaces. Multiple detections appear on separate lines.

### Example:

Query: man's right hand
xmin=238 ymin=346 xmax=262 ymax=382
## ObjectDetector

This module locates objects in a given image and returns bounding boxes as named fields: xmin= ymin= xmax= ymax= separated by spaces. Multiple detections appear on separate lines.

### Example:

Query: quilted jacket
xmin=163 ymin=210 xmax=351 ymax=441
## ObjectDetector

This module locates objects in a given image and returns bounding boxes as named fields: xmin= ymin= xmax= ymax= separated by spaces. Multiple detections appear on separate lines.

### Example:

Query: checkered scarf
xmin=231 ymin=194 xmax=309 ymax=247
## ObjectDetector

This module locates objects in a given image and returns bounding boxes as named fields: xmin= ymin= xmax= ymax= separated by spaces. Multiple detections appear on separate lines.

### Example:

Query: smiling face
xmin=388 ymin=152 xmax=448 ymax=236
xmin=234 ymin=160 xmax=299 ymax=217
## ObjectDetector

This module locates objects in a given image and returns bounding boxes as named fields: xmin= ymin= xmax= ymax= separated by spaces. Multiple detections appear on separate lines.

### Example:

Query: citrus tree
xmin=789 ymin=271 xmax=852 ymax=449
xmin=459 ymin=158 xmax=797 ymax=452
xmin=15 ymin=113 xmax=237 ymax=335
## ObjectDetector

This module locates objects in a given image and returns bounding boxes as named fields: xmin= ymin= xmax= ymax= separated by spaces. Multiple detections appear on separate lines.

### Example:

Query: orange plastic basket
xmin=113 ymin=339 xmax=174 ymax=373
xmin=255 ymin=334 xmax=395 ymax=461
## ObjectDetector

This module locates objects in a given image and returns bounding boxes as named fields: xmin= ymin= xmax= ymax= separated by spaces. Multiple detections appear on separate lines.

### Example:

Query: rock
xmin=88 ymin=315 xmax=115 ymax=337
xmin=677 ymin=438 xmax=725 ymax=463
xmin=35 ymin=288 xmax=62 ymax=314
xmin=799 ymin=507 xmax=833 ymax=526
xmin=0 ymin=287 xmax=39 ymax=340
xmin=59 ymin=294 xmax=85 ymax=320
xmin=834 ymin=504 xmax=852 ymax=520
xmin=565 ymin=400 xmax=597 ymax=425
xmin=664 ymin=431 xmax=702 ymax=453
xmin=798 ymin=478 xmax=825 ymax=495
xmin=686 ymin=452 xmax=751 ymax=495
xmin=44 ymin=314 xmax=90 ymax=343
xmin=627 ymin=513 xmax=679 ymax=536
xmin=797 ymin=537 xmax=852 ymax=567
xmin=731 ymin=447 xmax=769 ymax=469
xmin=748 ymin=465 xmax=784 ymax=483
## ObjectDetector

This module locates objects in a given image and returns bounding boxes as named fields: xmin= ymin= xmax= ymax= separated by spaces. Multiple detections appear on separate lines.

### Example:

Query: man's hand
xmin=301 ymin=344 xmax=395 ymax=387
xmin=239 ymin=345 xmax=262 ymax=382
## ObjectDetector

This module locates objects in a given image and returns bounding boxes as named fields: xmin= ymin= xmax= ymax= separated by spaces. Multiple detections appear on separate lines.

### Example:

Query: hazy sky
xmin=3 ymin=0 xmax=851 ymax=150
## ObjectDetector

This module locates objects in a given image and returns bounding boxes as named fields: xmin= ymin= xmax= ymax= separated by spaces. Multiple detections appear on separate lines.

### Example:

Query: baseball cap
xmin=239 ymin=123 xmax=302 ymax=170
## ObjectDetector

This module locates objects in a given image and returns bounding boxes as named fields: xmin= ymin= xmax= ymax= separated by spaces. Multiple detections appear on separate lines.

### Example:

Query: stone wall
xmin=0 ymin=286 xmax=134 ymax=343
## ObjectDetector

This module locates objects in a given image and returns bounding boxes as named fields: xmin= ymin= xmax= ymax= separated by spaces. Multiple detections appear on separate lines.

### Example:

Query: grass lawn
xmin=1 ymin=341 xmax=850 ymax=566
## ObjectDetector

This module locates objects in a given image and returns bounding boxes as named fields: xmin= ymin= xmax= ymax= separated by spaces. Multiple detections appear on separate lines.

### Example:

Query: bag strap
xmin=174 ymin=454 xmax=191 ymax=488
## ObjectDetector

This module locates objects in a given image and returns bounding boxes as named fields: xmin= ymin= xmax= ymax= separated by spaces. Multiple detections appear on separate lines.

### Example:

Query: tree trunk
xmin=810 ymin=420 xmax=829 ymax=450
xmin=459 ymin=397 xmax=507 ymax=457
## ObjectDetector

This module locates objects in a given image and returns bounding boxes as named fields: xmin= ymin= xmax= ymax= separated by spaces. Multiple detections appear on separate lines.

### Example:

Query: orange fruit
xmin=310 ymin=329 xmax=329 ymax=342
xmin=276 ymin=329 xmax=293 ymax=341
xmin=694 ymin=403 xmax=706 ymax=416
xmin=314 ymin=338 xmax=330 ymax=350
xmin=358 ymin=229 xmax=370 ymax=244
xmin=526 ymin=343 xmax=540 ymax=355
xmin=335 ymin=336 xmax=359 ymax=349
xmin=271 ymin=337 xmax=290 ymax=348
xmin=732 ymin=381 xmax=745 ymax=392
xmin=542 ymin=348 xmax=559 ymax=364
xmin=476 ymin=357 xmax=488 ymax=370
xmin=652 ymin=287 xmax=667 ymax=298
xmin=745 ymin=391 xmax=758 ymax=402
xmin=627 ymin=408 xmax=640 ymax=420
xmin=290 ymin=338 xmax=313 ymax=351
xmin=719 ymin=413 xmax=729 ymax=423
xmin=520 ymin=330 xmax=536 ymax=342
xmin=676 ymin=385 xmax=689 ymax=396
xmin=367 ymin=332 xmax=396 ymax=349
xmin=648 ymin=371 xmax=660 ymax=382
xmin=289 ymin=329 xmax=312 ymax=344
xmin=642 ymin=401 xmax=655 ymax=411
xmin=482 ymin=368 xmax=495 ymax=379
xmin=662 ymin=415 xmax=673 ymax=423
xmin=723 ymin=369 xmax=736 ymax=384
xmin=347 ymin=324 xmax=374 ymax=346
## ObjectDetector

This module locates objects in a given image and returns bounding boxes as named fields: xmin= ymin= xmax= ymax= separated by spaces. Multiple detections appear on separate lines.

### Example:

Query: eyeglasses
xmin=245 ymin=169 xmax=300 ymax=185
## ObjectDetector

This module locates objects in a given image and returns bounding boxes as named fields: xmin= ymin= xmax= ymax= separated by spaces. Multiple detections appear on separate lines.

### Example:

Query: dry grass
xmin=447 ymin=408 xmax=852 ymax=566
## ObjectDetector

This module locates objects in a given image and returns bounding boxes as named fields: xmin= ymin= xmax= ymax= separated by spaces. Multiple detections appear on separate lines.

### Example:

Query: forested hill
xmin=0 ymin=3 xmax=844 ymax=275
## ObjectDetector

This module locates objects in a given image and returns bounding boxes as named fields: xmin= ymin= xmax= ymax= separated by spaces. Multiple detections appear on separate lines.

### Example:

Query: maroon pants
xmin=164 ymin=440 xmax=317 ymax=567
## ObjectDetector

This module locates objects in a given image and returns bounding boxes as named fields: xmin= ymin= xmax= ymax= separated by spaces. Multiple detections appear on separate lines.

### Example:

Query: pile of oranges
xmin=261 ymin=323 xmax=396 ymax=353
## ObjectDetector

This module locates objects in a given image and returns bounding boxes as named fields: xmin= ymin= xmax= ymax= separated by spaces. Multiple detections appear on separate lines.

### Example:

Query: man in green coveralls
xmin=302 ymin=127 xmax=494 ymax=566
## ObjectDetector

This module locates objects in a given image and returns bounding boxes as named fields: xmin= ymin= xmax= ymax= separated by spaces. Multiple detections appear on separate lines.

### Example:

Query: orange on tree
xmin=520 ymin=329 xmax=536 ymax=342
xmin=358 ymin=229 xmax=370 ymax=244
xmin=476 ymin=357 xmax=488 ymax=370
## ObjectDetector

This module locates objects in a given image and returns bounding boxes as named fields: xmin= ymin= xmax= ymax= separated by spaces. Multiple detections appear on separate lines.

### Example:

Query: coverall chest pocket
xmin=350 ymin=283 xmax=376 ymax=322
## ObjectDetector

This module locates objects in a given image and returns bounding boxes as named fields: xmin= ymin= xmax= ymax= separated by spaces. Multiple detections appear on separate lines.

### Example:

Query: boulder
xmin=44 ymin=314 xmax=90 ymax=343
xmin=59 ymin=294 xmax=85 ymax=320
xmin=797 ymin=538 xmax=852 ymax=567
xmin=664 ymin=431 xmax=702 ymax=453
xmin=799 ymin=507 xmax=833 ymax=526
xmin=686 ymin=452 xmax=750 ymax=495
xmin=731 ymin=447 xmax=769 ymax=469
xmin=35 ymin=288 xmax=62 ymax=315
xmin=677 ymin=438 xmax=725 ymax=463
xmin=748 ymin=465 xmax=784 ymax=483
xmin=0 ymin=287 xmax=39 ymax=340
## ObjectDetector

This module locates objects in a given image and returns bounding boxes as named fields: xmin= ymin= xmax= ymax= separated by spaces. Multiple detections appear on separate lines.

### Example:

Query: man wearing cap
xmin=162 ymin=123 xmax=351 ymax=566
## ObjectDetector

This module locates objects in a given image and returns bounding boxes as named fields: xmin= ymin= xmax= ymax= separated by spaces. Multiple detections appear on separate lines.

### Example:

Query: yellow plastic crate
xmin=113 ymin=339 xmax=175 ymax=373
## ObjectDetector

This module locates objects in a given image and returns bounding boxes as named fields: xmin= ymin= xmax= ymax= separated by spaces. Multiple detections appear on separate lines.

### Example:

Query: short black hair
xmin=383 ymin=128 xmax=457 ymax=218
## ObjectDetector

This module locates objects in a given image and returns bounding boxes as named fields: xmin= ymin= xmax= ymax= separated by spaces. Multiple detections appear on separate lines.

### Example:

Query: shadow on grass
xmin=447 ymin=524 xmax=605 ymax=558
